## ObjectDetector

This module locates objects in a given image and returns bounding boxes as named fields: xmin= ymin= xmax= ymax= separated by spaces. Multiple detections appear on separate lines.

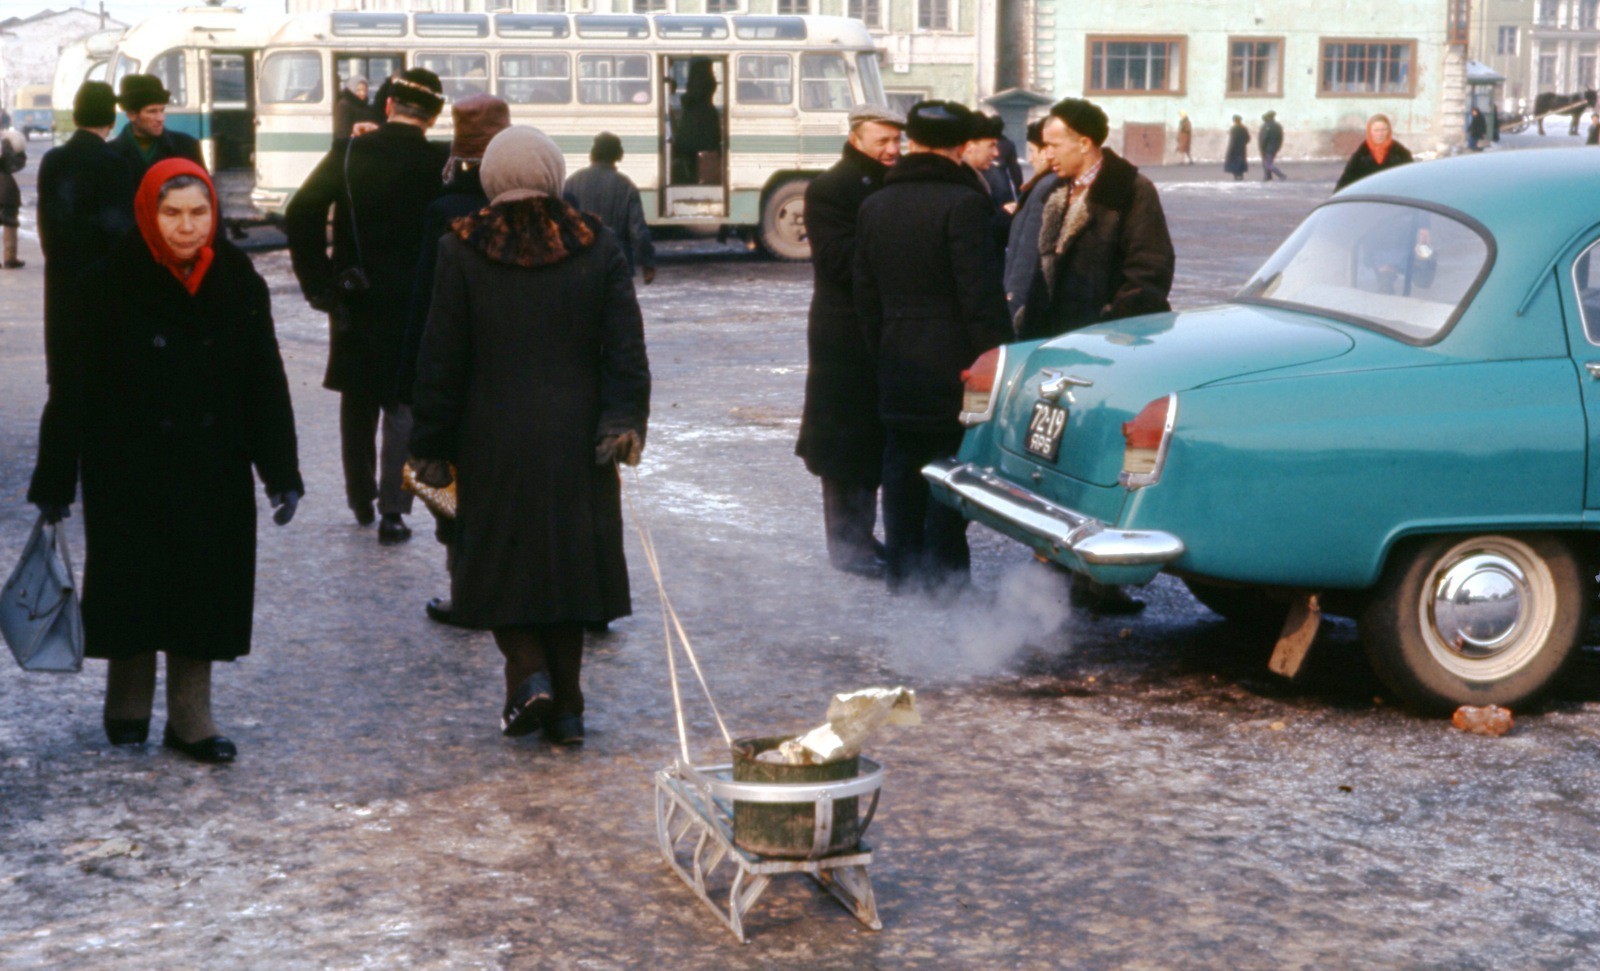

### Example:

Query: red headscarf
xmin=133 ymin=158 xmax=217 ymax=295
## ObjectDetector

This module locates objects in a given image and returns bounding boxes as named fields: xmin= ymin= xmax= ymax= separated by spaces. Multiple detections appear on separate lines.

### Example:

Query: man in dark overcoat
xmin=109 ymin=74 xmax=205 ymax=186
xmin=564 ymin=132 xmax=656 ymax=283
xmin=35 ymin=81 xmax=134 ymax=442
xmin=854 ymin=101 xmax=1012 ymax=593
xmin=795 ymin=103 xmax=904 ymax=579
xmin=287 ymin=68 xmax=450 ymax=543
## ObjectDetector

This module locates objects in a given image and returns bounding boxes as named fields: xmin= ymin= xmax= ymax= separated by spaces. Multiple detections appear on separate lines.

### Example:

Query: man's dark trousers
xmin=882 ymin=427 xmax=968 ymax=590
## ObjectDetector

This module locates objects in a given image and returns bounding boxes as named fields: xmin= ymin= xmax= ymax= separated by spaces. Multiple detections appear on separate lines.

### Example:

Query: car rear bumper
xmin=922 ymin=458 xmax=1185 ymax=586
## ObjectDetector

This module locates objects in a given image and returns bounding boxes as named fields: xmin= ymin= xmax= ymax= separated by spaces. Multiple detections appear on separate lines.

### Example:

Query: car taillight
xmin=1120 ymin=394 xmax=1177 ymax=489
xmin=959 ymin=345 xmax=1006 ymax=427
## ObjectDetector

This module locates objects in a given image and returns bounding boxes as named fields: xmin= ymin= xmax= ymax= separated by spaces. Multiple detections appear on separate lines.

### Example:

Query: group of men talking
xmin=796 ymin=96 xmax=1176 ymax=613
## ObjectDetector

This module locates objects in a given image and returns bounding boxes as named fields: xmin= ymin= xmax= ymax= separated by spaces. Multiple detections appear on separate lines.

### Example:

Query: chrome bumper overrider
xmin=922 ymin=458 xmax=1185 ymax=585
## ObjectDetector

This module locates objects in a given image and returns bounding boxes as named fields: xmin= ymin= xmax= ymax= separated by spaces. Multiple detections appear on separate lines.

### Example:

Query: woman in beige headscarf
xmin=410 ymin=126 xmax=651 ymax=746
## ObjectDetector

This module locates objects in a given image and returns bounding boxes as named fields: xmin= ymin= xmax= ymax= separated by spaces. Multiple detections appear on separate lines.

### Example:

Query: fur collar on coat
xmin=1037 ymin=148 xmax=1140 ymax=298
xmin=451 ymin=195 xmax=597 ymax=268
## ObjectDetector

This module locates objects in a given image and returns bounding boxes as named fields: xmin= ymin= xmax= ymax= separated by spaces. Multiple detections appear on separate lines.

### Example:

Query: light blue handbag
xmin=0 ymin=517 xmax=84 ymax=673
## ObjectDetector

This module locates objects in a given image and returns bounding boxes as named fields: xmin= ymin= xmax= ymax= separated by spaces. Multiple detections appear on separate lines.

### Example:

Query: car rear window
xmin=1236 ymin=200 xmax=1492 ymax=343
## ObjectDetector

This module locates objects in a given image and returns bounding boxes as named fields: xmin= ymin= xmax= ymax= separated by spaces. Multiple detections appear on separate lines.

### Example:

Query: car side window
xmin=1571 ymin=239 xmax=1600 ymax=345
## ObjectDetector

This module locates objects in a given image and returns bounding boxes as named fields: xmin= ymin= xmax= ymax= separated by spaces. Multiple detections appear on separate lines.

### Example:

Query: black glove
xmin=412 ymin=459 xmax=454 ymax=489
xmin=595 ymin=429 xmax=643 ymax=467
xmin=269 ymin=490 xmax=301 ymax=526
xmin=35 ymin=503 xmax=69 ymax=525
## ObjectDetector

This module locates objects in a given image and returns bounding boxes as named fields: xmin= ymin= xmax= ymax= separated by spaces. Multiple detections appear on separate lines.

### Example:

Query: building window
xmin=1226 ymin=38 xmax=1282 ymax=96
xmin=1498 ymin=26 xmax=1518 ymax=56
xmin=1538 ymin=0 xmax=1560 ymax=26
xmin=1318 ymin=39 xmax=1415 ymax=96
xmin=918 ymin=0 xmax=951 ymax=31
xmin=1539 ymin=47 xmax=1558 ymax=85
xmin=848 ymin=0 xmax=882 ymax=28
xmin=1087 ymin=37 xmax=1185 ymax=95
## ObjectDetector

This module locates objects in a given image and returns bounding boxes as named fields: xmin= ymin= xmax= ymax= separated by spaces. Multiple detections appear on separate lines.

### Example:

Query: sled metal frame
xmin=653 ymin=758 xmax=884 ymax=943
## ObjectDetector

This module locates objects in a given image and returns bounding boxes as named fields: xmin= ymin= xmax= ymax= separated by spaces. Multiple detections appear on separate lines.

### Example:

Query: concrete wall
xmin=1042 ymin=0 xmax=1461 ymax=162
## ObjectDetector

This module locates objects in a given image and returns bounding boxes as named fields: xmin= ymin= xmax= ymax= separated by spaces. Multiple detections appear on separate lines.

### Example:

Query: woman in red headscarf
xmin=27 ymin=158 xmax=304 ymax=763
xmin=1335 ymin=113 xmax=1416 ymax=191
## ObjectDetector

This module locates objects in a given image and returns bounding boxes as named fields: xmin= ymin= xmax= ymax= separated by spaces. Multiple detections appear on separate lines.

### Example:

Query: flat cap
xmin=848 ymin=103 xmax=906 ymax=129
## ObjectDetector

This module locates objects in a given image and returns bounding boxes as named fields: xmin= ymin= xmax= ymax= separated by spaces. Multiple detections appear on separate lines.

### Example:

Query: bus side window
xmin=799 ymin=52 xmax=852 ymax=112
xmin=736 ymin=53 xmax=791 ymax=105
xmin=152 ymin=49 xmax=188 ymax=107
xmin=498 ymin=53 xmax=571 ymax=105
xmin=578 ymin=53 xmax=650 ymax=105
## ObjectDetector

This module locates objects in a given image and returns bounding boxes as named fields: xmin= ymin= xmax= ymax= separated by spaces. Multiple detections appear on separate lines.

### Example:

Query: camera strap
xmin=342 ymin=137 xmax=369 ymax=279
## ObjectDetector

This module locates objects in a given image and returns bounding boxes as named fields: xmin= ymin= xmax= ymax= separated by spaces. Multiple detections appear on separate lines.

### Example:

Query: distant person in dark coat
xmin=1468 ymin=107 xmax=1488 ymax=151
xmin=854 ymin=100 xmax=1012 ymax=594
xmin=1335 ymin=114 xmax=1414 ymax=191
xmin=796 ymin=103 xmax=904 ymax=579
xmin=1005 ymin=119 xmax=1058 ymax=325
xmin=0 ymin=111 xmax=26 ymax=268
xmin=287 ymin=68 xmax=450 ymax=544
xmin=397 ymin=93 xmax=510 ymax=628
xmin=410 ymin=126 xmax=651 ymax=745
xmin=36 ymin=81 xmax=134 ymax=424
xmin=1259 ymin=110 xmax=1287 ymax=181
xmin=1224 ymin=115 xmax=1250 ymax=180
xmin=333 ymin=75 xmax=376 ymax=142
xmin=28 ymin=159 xmax=302 ymax=763
xmin=109 ymin=75 xmax=205 ymax=187
xmin=564 ymin=131 xmax=656 ymax=282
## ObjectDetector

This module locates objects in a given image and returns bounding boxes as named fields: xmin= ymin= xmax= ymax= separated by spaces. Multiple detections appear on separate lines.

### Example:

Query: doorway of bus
xmin=660 ymin=54 xmax=728 ymax=220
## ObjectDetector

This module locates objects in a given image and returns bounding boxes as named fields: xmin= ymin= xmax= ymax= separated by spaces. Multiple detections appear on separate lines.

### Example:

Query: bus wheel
xmin=759 ymin=180 xmax=810 ymax=261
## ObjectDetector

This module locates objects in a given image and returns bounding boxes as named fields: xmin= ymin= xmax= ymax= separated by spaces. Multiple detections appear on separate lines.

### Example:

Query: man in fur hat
xmin=854 ymin=100 xmax=1011 ymax=594
xmin=109 ymin=74 xmax=205 ymax=185
xmin=287 ymin=68 xmax=451 ymax=545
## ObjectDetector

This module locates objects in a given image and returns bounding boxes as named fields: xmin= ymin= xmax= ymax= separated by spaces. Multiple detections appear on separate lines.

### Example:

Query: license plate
xmin=1024 ymin=401 xmax=1068 ymax=462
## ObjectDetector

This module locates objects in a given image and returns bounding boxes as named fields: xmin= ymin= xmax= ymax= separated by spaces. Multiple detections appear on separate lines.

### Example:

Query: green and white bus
xmin=252 ymin=11 xmax=886 ymax=258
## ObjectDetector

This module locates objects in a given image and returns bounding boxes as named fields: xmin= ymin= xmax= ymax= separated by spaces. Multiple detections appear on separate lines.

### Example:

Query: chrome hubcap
xmin=1419 ymin=537 xmax=1556 ymax=682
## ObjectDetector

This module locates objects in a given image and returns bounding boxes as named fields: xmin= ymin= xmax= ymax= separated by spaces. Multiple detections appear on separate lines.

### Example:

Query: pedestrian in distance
xmin=1004 ymin=119 xmax=1059 ymax=326
xmin=396 ymin=93 xmax=511 ymax=628
xmin=1335 ymin=114 xmax=1414 ymax=191
xmin=0 ymin=111 xmax=26 ymax=268
xmin=1176 ymin=111 xmax=1194 ymax=165
xmin=853 ymin=100 xmax=1012 ymax=595
xmin=28 ymin=159 xmax=303 ymax=764
xmin=109 ymin=74 xmax=205 ymax=187
xmin=410 ymin=126 xmax=651 ymax=745
xmin=1259 ymin=110 xmax=1287 ymax=181
xmin=564 ymin=131 xmax=657 ymax=284
xmin=795 ymin=103 xmax=905 ymax=580
xmin=1224 ymin=115 xmax=1250 ymax=181
xmin=36 ymin=81 xmax=135 ymax=396
xmin=286 ymin=68 xmax=451 ymax=545
xmin=1018 ymin=97 xmax=1174 ymax=616
xmin=333 ymin=75 xmax=377 ymax=142
xmin=1468 ymin=107 xmax=1488 ymax=152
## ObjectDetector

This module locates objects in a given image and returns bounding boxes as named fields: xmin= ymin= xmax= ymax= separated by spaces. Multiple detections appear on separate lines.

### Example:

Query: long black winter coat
xmin=109 ymin=127 xmax=205 ymax=188
xmin=398 ymin=165 xmax=488 ymax=406
xmin=563 ymin=163 xmax=656 ymax=274
xmin=36 ymin=130 xmax=134 ymax=384
xmin=286 ymin=122 xmax=449 ymax=397
xmin=796 ymin=143 xmax=888 ymax=483
xmin=1224 ymin=123 xmax=1250 ymax=175
xmin=1335 ymin=140 xmax=1414 ymax=191
xmin=411 ymin=198 xmax=650 ymax=629
xmin=854 ymin=153 xmax=1012 ymax=433
xmin=1020 ymin=150 xmax=1174 ymax=341
xmin=28 ymin=236 xmax=302 ymax=661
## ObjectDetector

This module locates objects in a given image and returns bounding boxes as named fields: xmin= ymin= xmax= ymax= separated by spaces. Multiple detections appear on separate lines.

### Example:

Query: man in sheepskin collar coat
xmin=1019 ymin=98 xmax=1174 ymax=342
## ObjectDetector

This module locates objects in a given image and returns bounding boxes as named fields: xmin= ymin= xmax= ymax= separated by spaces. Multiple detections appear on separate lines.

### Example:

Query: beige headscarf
xmin=480 ymin=125 xmax=566 ymax=205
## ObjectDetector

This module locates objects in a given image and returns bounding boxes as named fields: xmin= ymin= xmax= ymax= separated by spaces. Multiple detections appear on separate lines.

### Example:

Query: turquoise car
xmin=926 ymin=149 xmax=1600 ymax=713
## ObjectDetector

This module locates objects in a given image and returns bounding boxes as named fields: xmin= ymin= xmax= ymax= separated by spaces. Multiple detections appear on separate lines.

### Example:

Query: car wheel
xmin=1360 ymin=533 xmax=1586 ymax=713
xmin=759 ymin=179 xmax=810 ymax=261
xmin=1183 ymin=578 xmax=1290 ymax=631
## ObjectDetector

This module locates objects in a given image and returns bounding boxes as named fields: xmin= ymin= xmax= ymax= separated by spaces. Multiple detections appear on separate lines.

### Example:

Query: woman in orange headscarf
xmin=1335 ymin=113 xmax=1415 ymax=191
xmin=28 ymin=158 xmax=304 ymax=763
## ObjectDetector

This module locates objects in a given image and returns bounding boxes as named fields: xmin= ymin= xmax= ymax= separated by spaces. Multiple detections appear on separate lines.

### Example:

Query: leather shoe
xmin=378 ymin=514 xmax=412 ymax=545
xmin=104 ymin=717 xmax=150 ymax=746
xmin=162 ymin=725 xmax=237 ymax=764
